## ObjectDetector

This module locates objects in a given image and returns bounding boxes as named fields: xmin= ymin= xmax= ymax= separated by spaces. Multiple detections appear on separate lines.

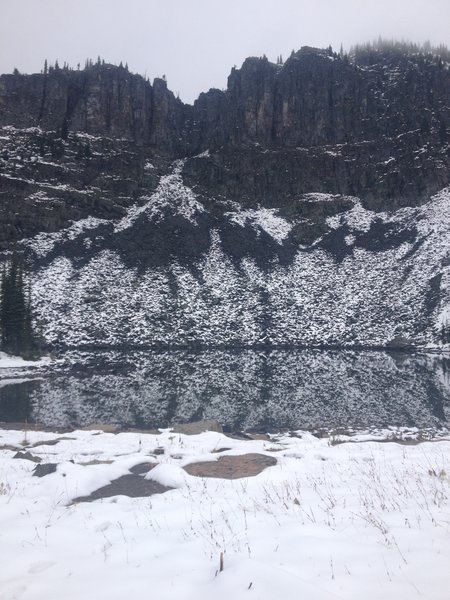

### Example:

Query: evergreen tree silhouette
xmin=0 ymin=253 xmax=38 ymax=358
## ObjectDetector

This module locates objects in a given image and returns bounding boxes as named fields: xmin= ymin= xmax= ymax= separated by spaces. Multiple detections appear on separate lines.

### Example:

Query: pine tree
xmin=0 ymin=253 xmax=38 ymax=358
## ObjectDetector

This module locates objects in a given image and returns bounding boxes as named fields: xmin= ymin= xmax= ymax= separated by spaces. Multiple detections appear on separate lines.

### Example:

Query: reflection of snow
xmin=14 ymin=349 xmax=448 ymax=432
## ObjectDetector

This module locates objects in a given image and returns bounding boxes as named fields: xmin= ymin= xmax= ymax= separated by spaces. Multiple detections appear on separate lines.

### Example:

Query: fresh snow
xmin=0 ymin=427 xmax=448 ymax=600
xmin=24 ymin=216 xmax=109 ymax=258
xmin=0 ymin=352 xmax=52 ymax=384
xmin=3 ymin=125 xmax=448 ymax=352
xmin=227 ymin=207 xmax=292 ymax=244
xmin=26 ymin=186 xmax=450 ymax=348
xmin=114 ymin=159 xmax=205 ymax=232
xmin=0 ymin=352 xmax=50 ymax=370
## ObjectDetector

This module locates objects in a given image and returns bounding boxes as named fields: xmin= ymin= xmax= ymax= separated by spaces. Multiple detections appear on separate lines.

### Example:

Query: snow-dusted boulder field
xmin=23 ymin=164 xmax=450 ymax=350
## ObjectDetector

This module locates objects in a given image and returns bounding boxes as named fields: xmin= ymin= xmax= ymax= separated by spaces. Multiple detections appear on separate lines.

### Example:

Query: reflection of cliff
xmin=434 ymin=356 xmax=450 ymax=398
xmin=21 ymin=351 xmax=450 ymax=430
xmin=0 ymin=379 xmax=40 ymax=423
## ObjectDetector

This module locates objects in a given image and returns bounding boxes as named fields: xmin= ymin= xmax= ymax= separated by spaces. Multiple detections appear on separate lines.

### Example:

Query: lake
xmin=0 ymin=349 xmax=449 ymax=432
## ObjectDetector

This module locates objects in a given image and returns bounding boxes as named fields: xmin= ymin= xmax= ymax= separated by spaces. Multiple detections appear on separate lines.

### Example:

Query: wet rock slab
xmin=129 ymin=462 xmax=158 ymax=475
xmin=13 ymin=451 xmax=42 ymax=463
xmin=33 ymin=463 xmax=57 ymax=477
xmin=73 ymin=474 xmax=172 ymax=502
xmin=184 ymin=453 xmax=277 ymax=479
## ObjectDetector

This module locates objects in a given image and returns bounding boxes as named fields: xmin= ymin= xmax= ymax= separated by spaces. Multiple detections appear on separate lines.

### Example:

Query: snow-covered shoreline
xmin=1 ymin=426 xmax=449 ymax=600
xmin=0 ymin=352 xmax=52 ymax=386
xmin=0 ymin=351 xmax=51 ymax=370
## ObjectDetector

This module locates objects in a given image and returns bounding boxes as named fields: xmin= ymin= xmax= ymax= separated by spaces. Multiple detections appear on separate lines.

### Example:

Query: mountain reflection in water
xmin=0 ymin=350 xmax=449 ymax=431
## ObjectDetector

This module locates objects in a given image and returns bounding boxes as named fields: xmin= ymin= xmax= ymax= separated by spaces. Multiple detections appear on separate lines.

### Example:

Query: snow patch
xmin=227 ymin=207 xmax=292 ymax=244
xmin=114 ymin=160 xmax=204 ymax=232
xmin=24 ymin=217 xmax=109 ymax=258
xmin=0 ymin=352 xmax=51 ymax=370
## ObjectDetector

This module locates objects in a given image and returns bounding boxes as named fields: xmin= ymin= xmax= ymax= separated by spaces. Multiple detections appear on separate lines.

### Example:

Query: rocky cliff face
xmin=1 ymin=47 xmax=450 ymax=349
xmin=0 ymin=65 xmax=186 ymax=149
xmin=187 ymin=47 xmax=450 ymax=210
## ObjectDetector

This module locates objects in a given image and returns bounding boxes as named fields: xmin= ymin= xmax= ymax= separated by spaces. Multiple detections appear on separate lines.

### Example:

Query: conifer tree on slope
xmin=0 ymin=252 xmax=37 ymax=358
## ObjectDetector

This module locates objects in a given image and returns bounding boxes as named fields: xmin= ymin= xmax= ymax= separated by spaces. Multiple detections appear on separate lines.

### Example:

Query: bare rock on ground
xmin=13 ymin=451 xmax=42 ymax=463
xmin=33 ymin=463 xmax=57 ymax=477
xmin=184 ymin=453 xmax=277 ymax=479
xmin=129 ymin=462 xmax=158 ymax=475
xmin=73 ymin=474 xmax=172 ymax=502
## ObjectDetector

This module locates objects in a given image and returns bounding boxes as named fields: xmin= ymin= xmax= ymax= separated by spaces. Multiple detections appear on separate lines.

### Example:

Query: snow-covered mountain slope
xmin=1 ymin=49 xmax=450 ymax=351
xmin=22 ymin=159 xmax=450 ymax=349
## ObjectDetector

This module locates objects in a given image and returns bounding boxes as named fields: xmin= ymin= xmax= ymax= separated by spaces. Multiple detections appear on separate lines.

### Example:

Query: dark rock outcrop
xmin=1 ymin=47 xmax=449 ymax=243
xmin=186 ymin=48 xmax=450 ymax=209
xmin=73 ymin=473 xmax=173 ymax=502
xmin=0 ymin=65 xmax=186 ymax=150
xmin=32 ymin=463 xmax=57 ymax=477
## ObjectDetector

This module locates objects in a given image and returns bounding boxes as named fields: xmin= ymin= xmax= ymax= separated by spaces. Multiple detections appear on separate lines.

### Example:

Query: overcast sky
xmin=1 ymin=0 xmax=449 ymax=103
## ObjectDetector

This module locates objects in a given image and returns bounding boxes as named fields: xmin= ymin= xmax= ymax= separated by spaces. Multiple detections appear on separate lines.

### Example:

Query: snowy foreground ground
xmin=0 ymin=427 xmax=449 ymax=600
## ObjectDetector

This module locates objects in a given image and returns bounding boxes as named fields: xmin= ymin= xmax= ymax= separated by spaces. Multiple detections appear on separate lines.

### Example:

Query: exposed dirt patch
xmin=246 ymin=433 xmax=271 ymax=441
xmin=223 ymin=432 xmax=271 ymax=441
xmin=184 ymin=453 xmax=277 ymax=479
xmin=172 ymin=420 xmax=223 ymax=435
xmin=73 ymin=474 xmax=172 ymax=502
xmin=82 ymin=424 xmax=120 ymax=433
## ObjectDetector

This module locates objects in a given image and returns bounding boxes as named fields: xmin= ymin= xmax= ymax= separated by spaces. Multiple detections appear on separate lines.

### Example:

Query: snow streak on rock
xmin=227 ymin=207 xmax=292 ymax=244
xmin=114 ymin=160 xmax=205 ymax=232
xmin=24 ymin=217 xmax=109 ymax=259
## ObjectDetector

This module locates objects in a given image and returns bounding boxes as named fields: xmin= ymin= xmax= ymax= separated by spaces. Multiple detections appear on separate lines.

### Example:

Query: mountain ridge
xmin=1 ymin=44 xmax=450 ymax=350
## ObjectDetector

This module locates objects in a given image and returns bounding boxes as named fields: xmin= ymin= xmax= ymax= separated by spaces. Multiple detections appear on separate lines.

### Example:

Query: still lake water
xmin=0 ymin=350 xmax=449 ymax=432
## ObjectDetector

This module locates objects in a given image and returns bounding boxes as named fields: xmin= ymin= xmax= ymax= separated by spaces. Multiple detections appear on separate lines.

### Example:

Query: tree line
xmin=0 ymin=253 xmax=39 ymax=359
